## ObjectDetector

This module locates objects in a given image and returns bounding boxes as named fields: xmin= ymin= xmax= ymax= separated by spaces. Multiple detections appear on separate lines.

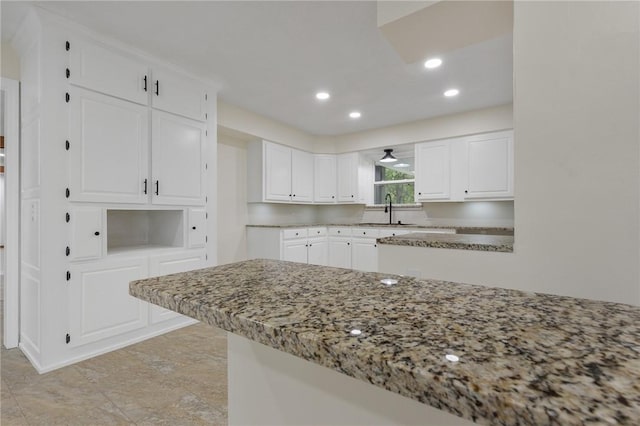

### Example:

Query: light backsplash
xmin=248 ymin=201 xmax=514 ymax=228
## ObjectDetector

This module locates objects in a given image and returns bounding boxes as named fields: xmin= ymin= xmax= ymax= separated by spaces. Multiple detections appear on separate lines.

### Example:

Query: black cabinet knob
xmin=418 ymin=192 xmax=422 ymax=195
xmin=192 ymin=226 xmax=196 ymax=230
xmin=94 ymin=231 xmax=100 ymax=236
xmin=351 ymin=195 xmax=354 ymax=198
xmin=331 ymin=195 xmax=335 ymax=199
xmin=347 ymin=242 xmax=350 ymax=246
xmin=465 ymin=190 xmax=468 ymax=193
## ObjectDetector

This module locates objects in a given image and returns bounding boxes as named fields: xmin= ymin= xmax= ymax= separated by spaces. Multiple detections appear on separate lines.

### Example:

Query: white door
xmin=351 ymin=239 xmax=378 ymax=273
xmin=314 ymin=155 xmax=337 ymax=203
xmin=68 ymin=37 xmax=149 ymax=105
xmin=307 ymin=237 xmax=328 ymax=266
xmin=68 ymin=258 xmax=148 ymax=347
xmin=151 ymin=67 xmax=207 ymax=122
xmin=328 ymin=238 xmax=352 ymax=269
xmin=264 ymin=142 xmax=292 ymax=202
xmin=151 ymin=110 xmax=206 ymax=206
xmin=69 ymin=207 xmax=103 ymax=261
xmin=464 ymin=132 xmax=513 ymax=199
xmin=291 ymin=149 xmax=314 ymax=203
xmin=188 ymin=208 xmax=207 ymax=248
xmin=415 ymin=141 xmax=451 ymax=201
xmin=148 ymin=251 xmax=205 ymax=324
xmin=337 ymin=153 xmax=358 ymax=202
xmin=68 ymin=87 xmax=149 ymax=203
xmin=283 ymin=240 xmax=308 ymax=264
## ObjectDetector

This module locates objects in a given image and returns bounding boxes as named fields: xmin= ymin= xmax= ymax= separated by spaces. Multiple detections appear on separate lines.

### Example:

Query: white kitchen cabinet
xmin=307 ymin=237 xmax=328 ymax=266
xmin=415 ymin=141 xmax=451 ymax=201
xmin=151 ymin=66 xmax=208 ymax=122
xmin=291 ymin=149 xmax=314 ymax=203
xmin=463 ymin=131 xmax=514 ymax=199
xmin=148 ymin=251 xmax=205 ymax=324
xmin=351 ymin=238 xmax=378 ymax=273
xmin=314 ymin=155 xmax=337 ymax=203
xmin=68 ymin=87 xmax=149 ymax=204
xmin=68 ymin=37 xmax=149 ymax=105
xmin=188 ymin=208 xmax=207 ymax=248
xmin=337 ymin=153 xmax=359 ymax=202
xmin=328 ymin=237 xmax=352 ymax=269
xmin=68 ymin=257 xmax=149 ymax=347
xmin=264 ymin=141 xmax=293 ymax=202
xmin=69 ymin=207 xmax=104 ymax=261
xmin=283 ymin=239 xmax=309 ymax=263
xmin=249 ymin=140 xmax=314 ymax=204
xmin=414 ymin=130 xmax=514 ymax=202
xmin=151 ymin=111 xmax=206 ymax=206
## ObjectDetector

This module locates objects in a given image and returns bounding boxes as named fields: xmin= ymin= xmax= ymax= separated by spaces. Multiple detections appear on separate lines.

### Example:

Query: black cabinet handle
xmin=331 ymin=195 xmax=335 ymax=199
xmin=143 ymin=76 xmax=147 ymax=92
xmin=465 ymin=190 xmax=468 ymax=194
xmin=155 ymin=180 xmax=159 ymax=195
xmin=351 ymin=195 xmax=354 ymax=198
xmin=192 ymin=226 xmax=196 ymax=230
xmin=155 ymin=80 xmax=159 ymax=96
xmin=418 ymin=192 xmax=422 ymax=195
xmin=347 ymin=242 xmax=350 ymax=246
xmin=374 ymin=244 xmax=377 ymax=248
xmin=143 ymin=179 xmax=147 ymax=194
xmin=94 ymin=231 xmax=100 ymax=236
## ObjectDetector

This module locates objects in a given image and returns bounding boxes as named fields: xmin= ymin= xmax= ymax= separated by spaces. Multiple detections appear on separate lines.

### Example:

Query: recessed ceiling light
xmin=349 ymin=111 xmax=361 ymax=119
xmin=444 ymin=89 xmax=459 ymax=97
xmin=394 ymin=163 xmax=410 ymax=168
xmin=316 ymin=92 xmax=330 ymax=100
xmin=424 ymin=58 xmax=442 ymax=69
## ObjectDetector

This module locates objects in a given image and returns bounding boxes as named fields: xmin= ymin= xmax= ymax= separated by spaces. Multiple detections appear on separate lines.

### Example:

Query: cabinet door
xmin=351 ymin=238 xmax=378 ymax=273
xmin=464 ymin=132 xmax=514 ymax=199
xmin=68 ymin=258 xmax=148 ymax=347
xmin=188 ymin=208 xmax=207 ymax=248
xmin=337 ymin=153 xmax=358 ymax=202
xmin=69 ymin=87 xmax=149 ymax=203
xmin=264 ymin=142 xmax=292 ymax=202
xmin=314 ymin=155 xmax=337 ymax=203
xmin=328 ymin=238 xmax=352 ymax=269
xmin=148 ymin=251 xmax=205 ymax=324
xmin=152 ymin=110 xmax=206 ymax=206
xmin=282 ymin=240 xmax=308 ymax=264
xmin=69 ymin=207 xmax=103 ymax=261
xmin=415 ymin=141 xmax=450 ymax=201
xmin=291 ymin=149 xmax=314 ymax=203
xmin=68 ymin=37 xmax=149 ymax=105
xmin=307 ymin=237 xmax=328 ymax=266
xmin=151 ymin=67 xmax=207 ymax=122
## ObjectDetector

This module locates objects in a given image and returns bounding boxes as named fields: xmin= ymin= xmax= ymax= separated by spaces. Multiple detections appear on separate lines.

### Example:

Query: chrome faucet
xmin=384 ymin=194 xmax=393 ymax=225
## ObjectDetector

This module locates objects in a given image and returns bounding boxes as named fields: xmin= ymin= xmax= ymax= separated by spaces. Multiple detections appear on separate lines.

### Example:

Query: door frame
xmin=2 ymin=77 xmax=20 ymax=349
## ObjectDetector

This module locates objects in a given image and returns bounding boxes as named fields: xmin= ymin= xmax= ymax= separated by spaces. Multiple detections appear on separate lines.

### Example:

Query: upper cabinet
xmin=66 ymin=36 xmax=209 ymax=206
xmin=337 ymin=153 xmax=359 ymax=202
xmin=414 ymin=141 xmax=450 ymax=201
xmin=314 ymin=155 xmax=337 ymax=203
xmin=150 ymin=67 xmax=208 ymax=122
xmin=414 ymin=130 xmax=514 ymax=202
xmin=463 ymin=131 xmax=513 ymax=199
xmin=68 ymin=38 xmax=149 ymax=105
xmin=249 ymin=140 xmax=313 ymax=204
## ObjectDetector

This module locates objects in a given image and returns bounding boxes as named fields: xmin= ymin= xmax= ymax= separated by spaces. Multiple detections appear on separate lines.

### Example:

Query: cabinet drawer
xmin=378 ymin=229 xmax=412 ymax=238
xmin=328 ymin=227 xmax=352 ymax=237
xmin=307 ymin=227 xmax=327 ymax=237
xmin=352 ymin=228 xmax=379 ymax=238
xmin=283 ymin=228 xmax=308 ymax=239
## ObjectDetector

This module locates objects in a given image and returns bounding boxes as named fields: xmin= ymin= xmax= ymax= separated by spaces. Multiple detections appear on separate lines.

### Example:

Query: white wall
xmin=512 ymin=0 xmax=639 ymax=304
xmin=217 ymin=133 xmax=249 ymax=265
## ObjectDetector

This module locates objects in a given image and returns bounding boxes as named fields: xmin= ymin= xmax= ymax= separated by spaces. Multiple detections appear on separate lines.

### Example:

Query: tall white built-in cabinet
xmin=13 ymin=10 xmax=217 ymax=372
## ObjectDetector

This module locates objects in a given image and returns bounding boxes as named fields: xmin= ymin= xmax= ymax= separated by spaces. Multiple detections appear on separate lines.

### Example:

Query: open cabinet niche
xmin=107 ymin=209 xmax=184 ymax=254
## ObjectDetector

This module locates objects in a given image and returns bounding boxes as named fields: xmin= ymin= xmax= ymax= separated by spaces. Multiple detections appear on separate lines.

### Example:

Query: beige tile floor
xmin=1 ymin=309 xmax=229 ymax=425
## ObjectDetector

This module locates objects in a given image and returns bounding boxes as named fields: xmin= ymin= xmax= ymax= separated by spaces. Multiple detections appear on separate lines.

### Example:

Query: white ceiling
xmin=1 ymin=1 xmax=513 ymax=136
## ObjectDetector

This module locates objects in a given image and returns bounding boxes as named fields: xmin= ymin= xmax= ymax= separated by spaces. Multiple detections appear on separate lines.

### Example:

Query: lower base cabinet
xmin=351 ymin=238 xmax=378 ymax=273
xmin=68 ymin=250 xmax=205 ymax=348
xmin=68 ymin=257 xmax=149 ymax=347
xmin=327 ymin=237 xmax=352 ymax=269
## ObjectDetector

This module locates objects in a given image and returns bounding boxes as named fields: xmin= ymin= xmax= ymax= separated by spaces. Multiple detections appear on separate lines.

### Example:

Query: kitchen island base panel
xmin=228 ymin=333 xmax=474 ymax=426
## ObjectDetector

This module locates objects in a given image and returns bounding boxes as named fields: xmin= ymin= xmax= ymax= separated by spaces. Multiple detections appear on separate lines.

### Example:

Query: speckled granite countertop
xmin=130 ymin=259 xmax=640 ymax=425
xmin=247 ymin=223 xmax=514 ymax=235
xmin=378 ymin=232 xmax=514 ymax=252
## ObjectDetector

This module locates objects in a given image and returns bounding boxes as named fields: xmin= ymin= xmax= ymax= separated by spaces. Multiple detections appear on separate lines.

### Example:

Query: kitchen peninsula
xmin=130 ymin=259 xmax=640 ymax=425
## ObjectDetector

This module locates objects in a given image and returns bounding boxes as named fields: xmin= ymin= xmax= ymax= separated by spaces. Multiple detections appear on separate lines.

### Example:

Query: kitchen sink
xmin=357 ymin=222 xmax=417 ymax=226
